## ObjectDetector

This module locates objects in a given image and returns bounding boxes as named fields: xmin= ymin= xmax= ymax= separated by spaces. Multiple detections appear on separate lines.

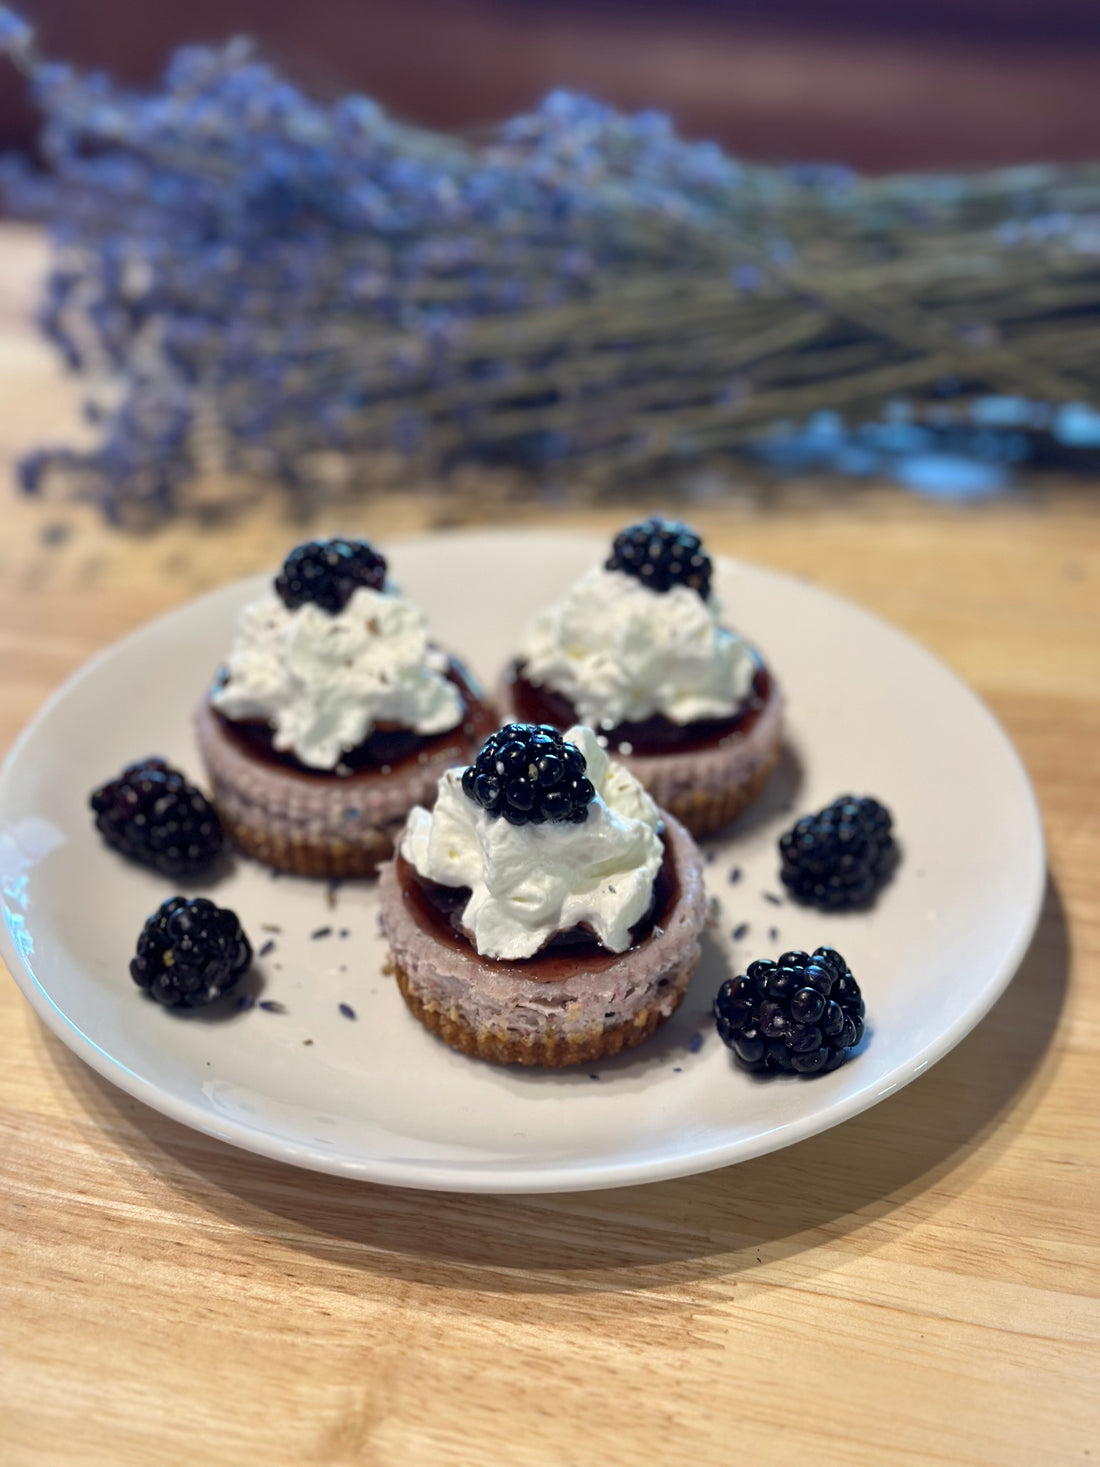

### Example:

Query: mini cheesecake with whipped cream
xmin=501 ymin=518 xmax=783 ymax=838
xmin=378 ymin=722 xmax=707 ymax=1066
xmin=196 ymin=538 xmax=496 ymax=876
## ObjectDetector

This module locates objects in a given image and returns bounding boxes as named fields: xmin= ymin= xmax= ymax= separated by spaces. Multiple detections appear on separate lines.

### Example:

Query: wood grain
xmin=1 ymin=226 xmax=1098 ymax=1466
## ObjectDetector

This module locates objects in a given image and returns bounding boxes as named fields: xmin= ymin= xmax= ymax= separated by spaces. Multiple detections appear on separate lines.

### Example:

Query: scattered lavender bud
xmin=338 ymin=1002 xmax=357 ymax=1020
xmin=688 ymin=1031 xmax=704 ymax=1054
xmin=728 ymin=867 xmax=742 ymax=883
xmin=310 ymin=926 xmax=333 ymax=940
xmin=732 ymin=922 xmax=749 ymax=940
xmin=259 ymin=1000 xmax=286 ymax=1013
xmin=258 ymin=939 xmax=276 ymax=958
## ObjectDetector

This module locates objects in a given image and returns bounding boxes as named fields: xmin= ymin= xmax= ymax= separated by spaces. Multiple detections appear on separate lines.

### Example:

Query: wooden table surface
xmin=0 ymin=225 xmax=1098 ymax=1465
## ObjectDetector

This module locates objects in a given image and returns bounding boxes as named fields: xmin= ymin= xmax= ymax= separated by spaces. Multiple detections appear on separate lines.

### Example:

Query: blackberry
xmin=90 ymin=758 xmax=224 ymax=878
xmin=275 ymin=537 xmax=387 ymax=614
xmin=461 ymin=723 xmax=595 ymax=826
xmin=779 ymin=795 xmax=897 ymax=910
xmin=606 ymin=517 xmax=712 ymax=599
xmin=714 ymin=946 xmax=865 ymax=1075
xmin=131 ymin=896 xmax=252 ymax=1009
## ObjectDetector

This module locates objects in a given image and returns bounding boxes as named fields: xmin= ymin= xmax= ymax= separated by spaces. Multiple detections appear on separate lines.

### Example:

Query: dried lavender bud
xmin=0 ymin=9 xmax=1087 ymax=525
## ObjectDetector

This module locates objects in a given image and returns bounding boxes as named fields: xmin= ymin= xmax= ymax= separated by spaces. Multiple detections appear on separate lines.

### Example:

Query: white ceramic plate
xmin=0 ymin=530 xmax=1044 ymax=1193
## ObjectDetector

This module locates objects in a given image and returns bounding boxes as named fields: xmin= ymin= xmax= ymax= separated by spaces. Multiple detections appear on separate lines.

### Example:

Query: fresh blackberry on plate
xmin=462 ymin=724 xmax=595 ymax=825
xmin=90 ymin=758 xmax=224 ymax=878
xmin=606 ymin=517 xmax=712 ymax=599
xmin=714 ymin=946 xmax=865 ymax=1075
xmin=275 ymin=537 xmax=387 ymax=614
xmin=131 ymin=896 xmax=252 ymax=1009
xmin=779 ymin=795 xmax=897 ymax=910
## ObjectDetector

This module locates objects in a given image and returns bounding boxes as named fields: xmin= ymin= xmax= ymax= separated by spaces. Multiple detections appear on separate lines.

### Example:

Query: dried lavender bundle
xmin=2 ymin=6 xmax=1100 ymax=523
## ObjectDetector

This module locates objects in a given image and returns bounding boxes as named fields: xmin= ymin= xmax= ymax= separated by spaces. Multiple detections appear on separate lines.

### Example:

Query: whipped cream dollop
xmin=401 ymin=725 xmax=663 ymax=961
xmin=212 ymin=586 xmax=463 ymax=770
xmin=518 ymin=567 xmax=756 ymax=728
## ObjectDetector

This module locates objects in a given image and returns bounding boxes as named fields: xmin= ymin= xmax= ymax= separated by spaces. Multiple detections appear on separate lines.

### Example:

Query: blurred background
xmin=4 ymin=0 xmax=1100 ymax=172
xmin=5 ymin=0 xmax=1100 ymax=529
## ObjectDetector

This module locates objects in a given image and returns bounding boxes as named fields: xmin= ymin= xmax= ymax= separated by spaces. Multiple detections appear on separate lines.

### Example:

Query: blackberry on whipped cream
xmin=461 ymin=723 xmax=595 ymax=825
xmin=275 ymin=538 xmax=387 ymax=614
xmin=402 ymin=725 xmax=663 ymax=961
xmin=212 ymin=582 xmax=463 ymax=772
xmin=501 ymin=519 xmax=784 ymax=839
xmin=380 ymin=722 xmax=708 ymax=1066
xmin=606 ymin=517 xmax=712 ymax=599
xmin=196 ymin=538 xmax=497 ymax=877
xmin=516 ymin=563 xmax=756 ymax=731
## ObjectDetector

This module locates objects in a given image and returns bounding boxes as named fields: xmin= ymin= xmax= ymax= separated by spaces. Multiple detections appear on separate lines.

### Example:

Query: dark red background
xmin=4 ymin=0 xmax=1100 ymax=172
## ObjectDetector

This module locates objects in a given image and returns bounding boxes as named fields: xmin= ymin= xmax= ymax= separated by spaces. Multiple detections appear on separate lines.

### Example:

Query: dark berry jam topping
xmin=215 ymin=657 xmax=495 ymax=780
xmin=506 ymin=658 xmax=771 ymax=757
xmin=396 ymin=835 xmax=677 ymax=980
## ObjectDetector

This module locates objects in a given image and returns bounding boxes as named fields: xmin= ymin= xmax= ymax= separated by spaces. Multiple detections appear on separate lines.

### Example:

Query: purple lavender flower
xmin=0 ymin=7 xmax=32 ymax=52
xmin=0 ymin=9 xmax=1084 ymax=521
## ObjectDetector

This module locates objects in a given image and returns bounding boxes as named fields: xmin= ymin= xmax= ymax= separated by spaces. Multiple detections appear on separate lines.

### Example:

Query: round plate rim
xmin=0 ymin=528 xmax=1046 ymax=1193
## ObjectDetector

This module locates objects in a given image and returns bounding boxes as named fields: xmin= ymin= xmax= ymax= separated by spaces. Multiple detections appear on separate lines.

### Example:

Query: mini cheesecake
xmin=197 ymin=538 xmax=496 ymax=877
xmin=378 ymin=722 xmax=707 ymax=1066
xmin=500 ymin=518 xmax=783 ymax=839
